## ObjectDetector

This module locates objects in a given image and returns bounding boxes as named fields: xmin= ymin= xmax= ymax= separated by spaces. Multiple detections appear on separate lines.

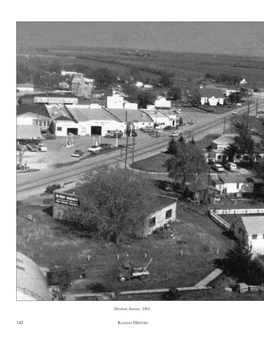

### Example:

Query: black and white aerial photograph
xmin=10 ymin=9 xmax=264 ymax=339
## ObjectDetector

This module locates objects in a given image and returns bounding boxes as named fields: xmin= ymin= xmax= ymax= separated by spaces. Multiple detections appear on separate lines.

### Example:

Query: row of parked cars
xmin=104 ymin=130 xmax=138 ymax=138
xmin=211 ymin=162 xmax=237 ymax=172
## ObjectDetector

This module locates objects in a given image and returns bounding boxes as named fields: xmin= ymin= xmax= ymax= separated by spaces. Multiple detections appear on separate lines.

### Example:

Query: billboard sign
xmin=54 ymin=193 xmax=80 ymax=207
xmin=34 ymin=97 xmax=78 ymax=104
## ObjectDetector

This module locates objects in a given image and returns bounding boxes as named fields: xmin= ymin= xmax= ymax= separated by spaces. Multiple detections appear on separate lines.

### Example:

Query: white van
xmin=225 ymin=162 xmax=237 ymax=171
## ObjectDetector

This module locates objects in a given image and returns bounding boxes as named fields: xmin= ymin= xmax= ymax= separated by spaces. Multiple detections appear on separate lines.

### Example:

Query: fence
xmin=209 ymin=210 xmax=231 ymax=231
xmin=214 ymin=208 xmax=264 ymax=215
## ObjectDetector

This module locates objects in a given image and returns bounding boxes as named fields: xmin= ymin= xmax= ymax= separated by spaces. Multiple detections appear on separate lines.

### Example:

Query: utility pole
xmin=256 ymin=98 xmax=258 ymax=117
xmin=132 ymin=135 xmax=135 ymax=164
xmin=124 ymin=111 xmax=129 ymax=169
xmin=246 ymin=100 xmax=250 ymax=130
xmin=223 ymin=118 xmax=226 ymax=134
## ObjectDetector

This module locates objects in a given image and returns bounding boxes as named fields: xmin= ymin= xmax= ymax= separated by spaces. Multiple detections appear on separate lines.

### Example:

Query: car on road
xmin=105 ymin=130 xmax=123 ymax=138
xmin=169 ymin=131 xmax=180 ymax=137
xmin=212 ymin=163 xmax=225 ymax=172
xmin=71 ymin=149 xmax=84 ymax=157
xmin=27 ymin=144 xmax=39 ymax=152
xmin=88 ymin=146 xmax=102 ymax=153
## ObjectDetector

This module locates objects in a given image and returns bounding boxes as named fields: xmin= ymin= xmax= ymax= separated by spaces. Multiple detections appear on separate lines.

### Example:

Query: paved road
xmin=17 ymin=101 xmax=264 ymax=200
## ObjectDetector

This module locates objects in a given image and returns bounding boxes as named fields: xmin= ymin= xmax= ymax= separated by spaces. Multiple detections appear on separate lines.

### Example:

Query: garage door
xmin=91 ymin=126 xmax=102 ymax=135
xmin=67 ymin=128 xmax=78 ymax=135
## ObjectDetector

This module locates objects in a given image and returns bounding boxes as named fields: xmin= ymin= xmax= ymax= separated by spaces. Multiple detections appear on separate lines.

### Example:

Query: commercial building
xmin=52 ymin=189 xmax=177 ymax=236
xmin=46 ymin=105 xmax=125 ymax=136
xmin=106 ymin=108 xmax=154 ymax=130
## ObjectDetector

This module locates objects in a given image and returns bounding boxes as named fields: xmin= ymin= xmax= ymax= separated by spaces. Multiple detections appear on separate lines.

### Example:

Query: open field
xmin=17 ymin=45 xmax=264 ymax=90
xmin=17 ymin=199 xmax=235 ymax=298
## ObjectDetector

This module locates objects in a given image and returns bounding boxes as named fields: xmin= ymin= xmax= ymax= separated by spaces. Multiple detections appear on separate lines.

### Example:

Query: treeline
xmin=75 ymin=54 xmax=171 ymax=77
xmin=204 ymin=73 xmax=242 ymax=85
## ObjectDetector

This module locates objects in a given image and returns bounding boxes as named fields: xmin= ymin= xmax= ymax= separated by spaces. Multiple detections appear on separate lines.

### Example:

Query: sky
xmin=17 ymin=22 xmax=264 ymax=57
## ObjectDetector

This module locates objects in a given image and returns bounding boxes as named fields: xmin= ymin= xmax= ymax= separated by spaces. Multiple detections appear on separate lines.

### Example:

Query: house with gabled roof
xmin=234 ymin=216 xmax=264 ymax=255
xmin=211 ymin=173 xmax=254 ymax=195
xmin=200 ymin=87 xmax=225 ymax=106
xmin=17 ymin=125 xmax=44 ymax=142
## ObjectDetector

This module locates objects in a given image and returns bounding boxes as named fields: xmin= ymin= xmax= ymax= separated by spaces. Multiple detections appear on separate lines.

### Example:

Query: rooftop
xmin=106 ymin=109 xmax=153 ymax=123
xmin=17 ymin=103 xmax=50 ymax=118
xmin=218 ymin=173 xmax=246 ymax=184
xmin=17 ymin=252 xmax=51 ymax=301
xmin=17 ymin=125 xmax=44 ymax=140
xmin=212 ymin=134 xmax=238 ymax=146
xmin=66 ymin=106 xmax=120 ymax=122
xmin=242 ymin=216 xmax=264 ymax=235
xmin=200 ymin=88 xmax=225 ymax=99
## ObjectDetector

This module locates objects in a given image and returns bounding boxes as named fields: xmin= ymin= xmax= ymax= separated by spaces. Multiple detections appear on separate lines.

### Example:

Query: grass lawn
xmin=131 ymin=152 xmax=169 ymax=172
xmin=17 ymin=199 xmax=235 ymax=299
xmin=130 ymin=133 xmax=221 ymax=173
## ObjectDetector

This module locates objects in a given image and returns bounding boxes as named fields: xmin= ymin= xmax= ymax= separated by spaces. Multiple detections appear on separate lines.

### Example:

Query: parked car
xmin=100 ymin=143 xmax=113 ymax=150
xmin=212 ymin=163 xmax=225 ymax=172
xmin=105 ymin=130 xmax=123 ymax=138
xmin=224 ymin=162 xmax=237 ymax=171
xmin=27 ymin=144 xmax=39 ymax=152
xmin=88 ymin=146 xmax=102 ymax=153
xmin=169 ymin=131 xmax=180 ymax=137
xmin=71 ymin=149 xmax=84 ymax=157
xmin=38 ymin=143 xmax=47 ymax=152
xmin=17 ymin=145 xmax=27 ymax=152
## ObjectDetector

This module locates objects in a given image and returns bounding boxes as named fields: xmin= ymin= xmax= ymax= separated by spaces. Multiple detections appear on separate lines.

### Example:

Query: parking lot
xmin=16 ymin=106 xmax=226 ymax=171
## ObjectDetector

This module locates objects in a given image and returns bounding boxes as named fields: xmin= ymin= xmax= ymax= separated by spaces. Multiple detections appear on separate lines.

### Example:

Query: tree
xmin=165 ymin=142 xmax=207 ymax=191
xmin=137 ymin=90 xmax=156 ymax=108
xmin=63 ymin=165 xmax=157 ymax=245
xmin=159 ymin=72 xmax=174 ymax=88
xmin=215 ymin=242 xmax=264 ymax=285
xmin=223 ymin=143 xmax=240 ymax=162
xmin=167 ymin=138 xmax=179 ymax=154
xmin=190 ymin=89 xmax=201 ymax=105
xmin=230 ymin=113 xmax=248 ymax=134
xmin=93 ymin=68 xmax=116 ymax=89
xmin=167 ymin=86 xmax=182 ymax=101
xmin=48 ymin=119 xmax=56 ymax=135
xmin=49 ymin=60 xmax=62 ymax=74
xmin=229 ymin=91 xmax=242 ymax=104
